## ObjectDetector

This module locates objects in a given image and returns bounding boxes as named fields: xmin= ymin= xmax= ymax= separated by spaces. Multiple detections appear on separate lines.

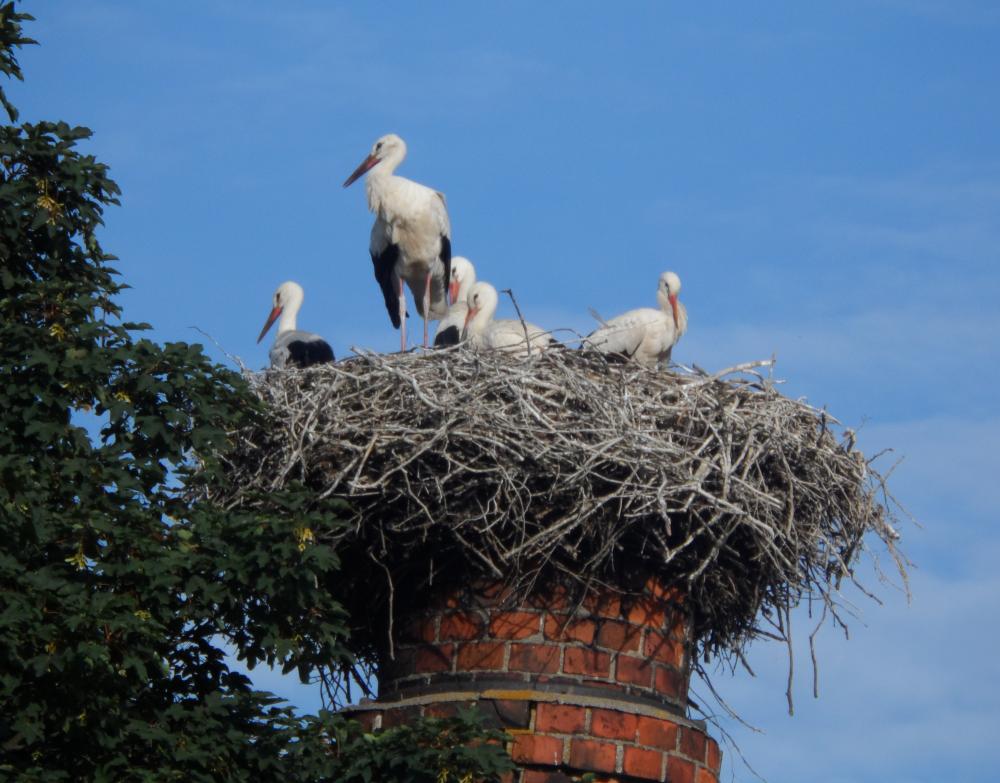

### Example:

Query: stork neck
xmin=277 ymin=301 xmax=299 ymax=334
xmin=456 ymin=272 xmax=476 ymax=305
xmin=465 ymin=290 xmax=498 ymax=337
xmin=366 ymin=149 xmax=403 ymax=186
xmin=364 ymin=170 xmax=396 ymax=214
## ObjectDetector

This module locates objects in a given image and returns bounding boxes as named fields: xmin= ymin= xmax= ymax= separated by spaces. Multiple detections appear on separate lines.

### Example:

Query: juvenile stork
xmin=433 ymin=256 xmax=477 ymax=347
xmin=343 ymin=133 xmax=451 ymax=350
xmin=462 ymin=281 xmax=552 ymax=357
xmin=586 ymin=271 xmax=687 ymax=367
xmin=257 ymin=281 xmax=334 ymax=368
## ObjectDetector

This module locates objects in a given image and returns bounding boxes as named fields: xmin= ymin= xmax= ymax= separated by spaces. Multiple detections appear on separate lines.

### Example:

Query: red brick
xmin=666 ymin=755 xmax=695 ymax=783
xmin=696 ymin=767 xmax=717 ymax=783
xmin=596 ymin=620 xmax=642 ymax=652
xmin=400 ymin=616 xmax=438 ymax=643
xmin=414 ymin=644 xmax=453 ymax=673
xmin=475 ymin=581 xmax=514 ymax=603
xmin=439 ymin=611 xmax=484 ymax=641
xmin=457 ymin=641 xmax=506 ymax=670
xmin=528 ymin=584 xmax=573 ymax=612
xmin=623 ymin=746 xmax=663 ymax=779
xmin=583 ymin=591 xmax=622 ymax=619
xmin=424 ymin=702 xmax=461 ymax=718
xmin=654 ymin=665 xmax=684 ymax=698
xmin=544 ymin=614 xmax=597 ymax=644
xmin=644 ymin=631 xmax=684 ymax=667
xmin=626 ymin=598 xmax=667 ymax=629
xmin=511 ymin=733 xmax=563 ymax=766
xmin=380 ymin=706 xmax=419 ymax=728
xmin=352 ymin=711 xmax=377 ymax=731
xmin=490 ymin=610 xmax=541 ymax=639
xmin=536 ymin=703 xmax=587 ymax=734
xmin=509 ymin=643 xmax=561 ymax=673
xmin=616 ymin=655 xmax=654 ymax=688
xmin=646 ymin=578 xmax=684 ymax=602
xmin=669 ymin=613 xmax=689 ymax=643
xmin=522 ymin=771 xmax=574 ymax=783
xmin=679 ymin=727 xmax=706 ymax=762
xmin=590 ymin=708 xmax=638 ymax=741
xmin=637 ymin=716 xmax=678 ymax=750
xmin=563 ymin=648 xmax=612 ymax=677
xmin=706 ymin=738 xmax=721 ymax=772
xmin=569 ymin=738 xmax=618 ymax=774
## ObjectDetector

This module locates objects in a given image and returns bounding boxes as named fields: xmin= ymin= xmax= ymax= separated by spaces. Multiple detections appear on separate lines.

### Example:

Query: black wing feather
xmin=439 ymin=235 xmax=451 ymax=301
xmin=371 ymin=243 xmax=401 ymax=328
xmin=433 ymin=324 xmax=461 ymax=348
xmin=286 ymin=339 xmax=334 ymax=368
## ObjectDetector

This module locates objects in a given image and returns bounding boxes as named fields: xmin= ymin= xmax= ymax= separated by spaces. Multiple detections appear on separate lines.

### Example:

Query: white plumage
xmin=256 ymin=281 xmax=335 ymax=369
xmin=586 ymin=271 xmax=687 ymax=367
xmin=433 ymin=256 xmax=476 ymax=347
xmin=462 ymin=281 xmax=552 ymax=356
xmin=343 ymin=133 xmax=451 ymax=350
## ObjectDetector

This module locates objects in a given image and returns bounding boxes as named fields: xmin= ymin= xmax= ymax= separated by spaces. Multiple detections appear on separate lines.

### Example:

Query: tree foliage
xmin=0 ymin=5 xmax=512 ymax=780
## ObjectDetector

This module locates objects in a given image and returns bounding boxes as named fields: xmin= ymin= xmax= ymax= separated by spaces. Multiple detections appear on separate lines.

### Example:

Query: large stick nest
xmin=214 ymin=348 xmax=906 ymax=666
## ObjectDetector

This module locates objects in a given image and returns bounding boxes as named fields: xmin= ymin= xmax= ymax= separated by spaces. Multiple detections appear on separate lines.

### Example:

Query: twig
xmin=208 ymin=347 xmax=909 ymax=721
xmin=500 ymin=287 xmax=534 ymax=357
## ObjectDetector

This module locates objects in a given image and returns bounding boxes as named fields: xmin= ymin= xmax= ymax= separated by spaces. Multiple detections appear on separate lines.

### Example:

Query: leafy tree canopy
xmin=0 ymin=5 xmax=512 ymax=780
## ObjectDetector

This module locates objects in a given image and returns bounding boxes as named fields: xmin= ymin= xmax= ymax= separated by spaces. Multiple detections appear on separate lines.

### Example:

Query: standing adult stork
xmin=257 ymin=281 xmax=335 ymax=368
xmin=343 ymin=133 xmax=451 ymax=351
xmin=433 ymin=256 xmax=477 ymax=347
xmin=462 ymin=281 xmax=552 ymax=356
xmin=585 ymin=271 xmax=687 ymax=367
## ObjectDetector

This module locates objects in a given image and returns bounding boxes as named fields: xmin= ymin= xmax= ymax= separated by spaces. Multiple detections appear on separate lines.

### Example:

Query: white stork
xmin=257 ymin=281 xmax=335 ymax=369
xmin=343 ymin=133 xmax=451 ymax=351
xmin=586 ymin=271 xmax=687 ymax=367
xmin=462 ymin=281 xmax=552 ymax=356
xmin=433 ymin=256 xmax=477 ymax=347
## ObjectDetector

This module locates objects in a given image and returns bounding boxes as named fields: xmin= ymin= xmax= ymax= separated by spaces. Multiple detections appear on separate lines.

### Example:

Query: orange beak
xmin=463 ymin=306 xmax=478 ymax=330
xmin=449 ymin=279 xmax=461 ymax=306
xmin=257 ymin=306 xmax=282 ymax=343
xmin=668 ymin=294 xmax=680 ymax=330
xmin=343 ymin=152 xmax=380 ymax=188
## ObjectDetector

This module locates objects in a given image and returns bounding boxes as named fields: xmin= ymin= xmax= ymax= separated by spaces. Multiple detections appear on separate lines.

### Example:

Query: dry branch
xmin=210 ymin=347 xmax=907 ymax=672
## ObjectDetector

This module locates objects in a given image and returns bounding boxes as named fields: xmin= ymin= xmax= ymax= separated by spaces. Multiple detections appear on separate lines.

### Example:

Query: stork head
xmin=462 ymin=281 xmax=498 ymax=336
xmin=257 ymin=281 xmax=304 ymax=343
xmin=657 ymin=271 xmax=683 ymax=330
xmin=343 ymin=133 xmax=407 ymax=187
xmin=449 ymin=256 xmax=476 ymax=306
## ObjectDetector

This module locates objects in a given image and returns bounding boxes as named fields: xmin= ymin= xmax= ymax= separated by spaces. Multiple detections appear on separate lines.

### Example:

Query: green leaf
xmin=0 ymin=8 xmax=508 ymax=781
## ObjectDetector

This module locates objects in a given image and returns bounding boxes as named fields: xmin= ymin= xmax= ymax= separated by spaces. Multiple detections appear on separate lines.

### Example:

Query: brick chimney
xmin=346 ymin=577 xmax=722 ymax=783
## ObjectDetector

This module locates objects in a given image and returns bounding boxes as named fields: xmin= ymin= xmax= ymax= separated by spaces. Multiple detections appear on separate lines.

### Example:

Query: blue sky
xmin=11 ymin=2 xmax=1000 ymax=781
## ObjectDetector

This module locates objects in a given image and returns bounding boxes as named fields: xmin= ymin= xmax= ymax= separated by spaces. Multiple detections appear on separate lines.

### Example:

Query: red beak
xmin=257 ymin=306 xmax=282 ymax=343
xmin=463 ymin=307 xmax=478 ymax=330
xmin=449 ymin=279 xmax=461 ymax=306
xmin=668 ymin=294 xmax=680 ymax=330
xmin=343 ymin=153 xmax=380 ymax=188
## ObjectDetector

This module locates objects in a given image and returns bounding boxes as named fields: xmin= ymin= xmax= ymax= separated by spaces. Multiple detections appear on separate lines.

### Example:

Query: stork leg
xmin=422 ymin=271 xmax=433 ymax=348
xmin=398 ymin=275 xmax=407 ymax=352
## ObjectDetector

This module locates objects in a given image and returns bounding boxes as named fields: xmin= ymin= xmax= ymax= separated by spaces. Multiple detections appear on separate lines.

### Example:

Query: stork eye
xmin=376 ymin=141 xmax=383 ymax=151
